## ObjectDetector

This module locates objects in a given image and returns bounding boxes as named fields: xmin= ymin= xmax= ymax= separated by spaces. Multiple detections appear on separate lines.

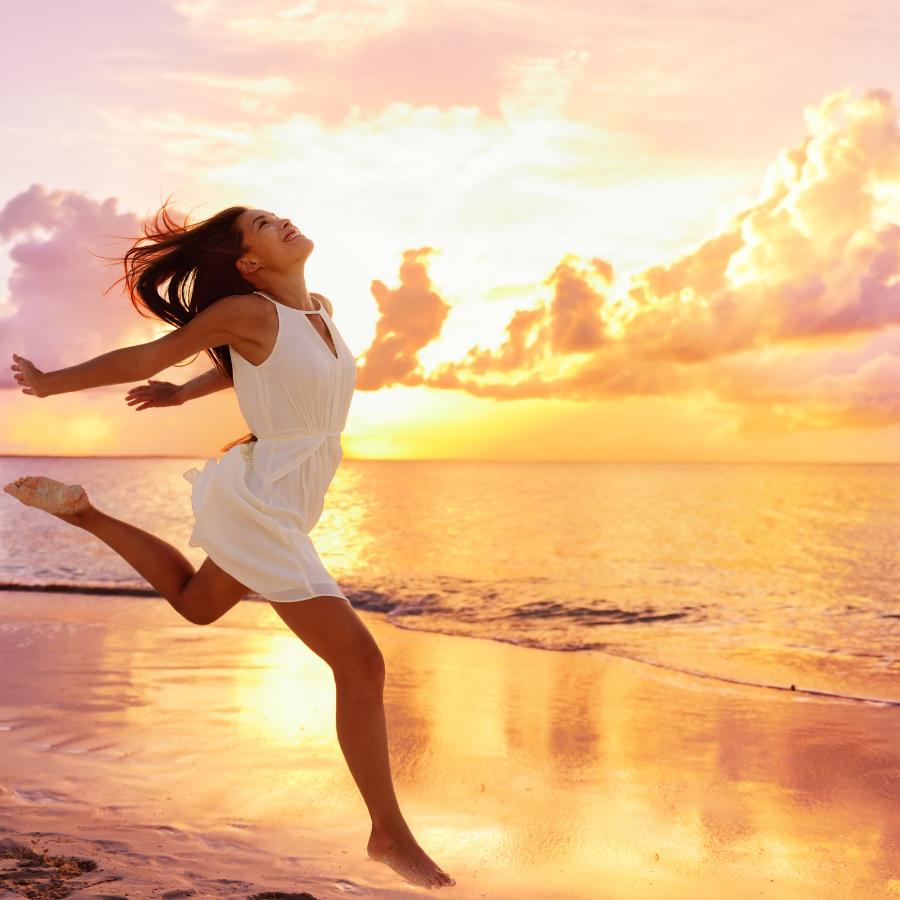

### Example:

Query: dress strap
xmin=253 ymin=290 xmax=321 ymax=313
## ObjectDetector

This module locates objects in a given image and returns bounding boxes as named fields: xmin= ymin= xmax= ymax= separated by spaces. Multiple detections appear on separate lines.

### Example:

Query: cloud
xmin=0 ymin=185 xmax=156 ymax=388
xmin=355 ymin=248 xmax=451 ymax=390
xmin=365 ymin=89 xmax=900 ymax=434
xmin=7 ymin=88 xmax=900 ymax=445
xmin=170 ymin=0 xmax=414 ymax=48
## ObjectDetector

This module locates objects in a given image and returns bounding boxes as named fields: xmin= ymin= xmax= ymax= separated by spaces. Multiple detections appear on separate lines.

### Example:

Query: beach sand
xmin=1 ymin=591 xmax=899 ymax=900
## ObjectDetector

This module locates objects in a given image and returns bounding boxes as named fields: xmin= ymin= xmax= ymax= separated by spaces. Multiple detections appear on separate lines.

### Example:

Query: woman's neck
xmin=254 ymin=270 xmax=314 ymax=311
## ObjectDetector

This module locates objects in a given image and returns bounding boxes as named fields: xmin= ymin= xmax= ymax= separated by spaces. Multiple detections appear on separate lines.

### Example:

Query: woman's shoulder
xmin=310 ymin=292 xmax=334 ymax=317
xmin=199 ymin=292 xmax=275 ymax=329
xmin=208 ymin=291 xmax=272 ymax=315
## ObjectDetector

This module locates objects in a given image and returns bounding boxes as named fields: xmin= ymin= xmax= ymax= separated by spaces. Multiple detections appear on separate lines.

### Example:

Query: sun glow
xmin=2 ymin=0 xmax=899 ymax=461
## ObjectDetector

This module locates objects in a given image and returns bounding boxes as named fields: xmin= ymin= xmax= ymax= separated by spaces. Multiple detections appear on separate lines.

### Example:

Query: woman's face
xmin=236 ymin=209 xmax=314 ymax=279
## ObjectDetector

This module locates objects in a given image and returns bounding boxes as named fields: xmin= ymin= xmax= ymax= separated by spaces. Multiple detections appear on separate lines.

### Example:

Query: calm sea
xmin=2 ymin=457 xmax=899 ymax=703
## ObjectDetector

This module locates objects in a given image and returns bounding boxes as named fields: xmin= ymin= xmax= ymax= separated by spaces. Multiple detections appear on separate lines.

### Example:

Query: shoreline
xmin=3 ymin=582 xmax=895 ymax=709
xmin=2 ymin=590 xmax=900 ymax=899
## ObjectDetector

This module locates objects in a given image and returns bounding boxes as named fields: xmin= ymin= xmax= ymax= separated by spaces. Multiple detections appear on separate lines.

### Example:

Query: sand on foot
xmin=3 ymin=476 xmax=90 ymax=518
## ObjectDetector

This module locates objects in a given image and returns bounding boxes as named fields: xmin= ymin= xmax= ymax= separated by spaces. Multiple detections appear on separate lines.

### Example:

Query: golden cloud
xmin=357 ymin=89 xmax=900 ymax=433
xmin=355 ymin=248 xmax=450 ymax=391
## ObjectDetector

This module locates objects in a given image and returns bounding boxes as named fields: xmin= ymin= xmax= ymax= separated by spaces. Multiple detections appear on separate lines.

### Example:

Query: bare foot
xmin=367 ymin=830 xmax=455 ymax=889
xmin=3 ymin=476 xmax=92 ymax=520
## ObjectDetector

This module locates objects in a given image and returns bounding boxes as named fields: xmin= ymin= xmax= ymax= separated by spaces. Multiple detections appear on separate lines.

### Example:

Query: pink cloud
xmin=0 ymin=185 xmax=153 ymax=388
xmin=5 ymin=0 xmax=896 ymax=202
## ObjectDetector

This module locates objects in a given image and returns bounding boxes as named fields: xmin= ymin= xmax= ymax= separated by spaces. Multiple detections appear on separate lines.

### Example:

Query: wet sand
xmin=1 ymin=590 xmax=899 ymax=900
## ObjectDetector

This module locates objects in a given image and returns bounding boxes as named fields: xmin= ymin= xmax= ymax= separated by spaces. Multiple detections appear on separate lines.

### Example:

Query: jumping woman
xmin=3 ymin=205 xmax=455 ymax=890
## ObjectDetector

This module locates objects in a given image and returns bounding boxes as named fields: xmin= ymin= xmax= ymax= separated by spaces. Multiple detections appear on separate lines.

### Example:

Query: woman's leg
xmin=5 ymin=476 xmax=453 ymax=886
xmin=270 ymin=597 xmax=455 ymax=889
xmin=3 ymin=476 xmax=247 ymax=625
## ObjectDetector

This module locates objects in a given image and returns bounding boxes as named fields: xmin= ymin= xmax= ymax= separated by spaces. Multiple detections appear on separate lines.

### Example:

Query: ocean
xmin=2 ymin=457 xmax=899 ymax=704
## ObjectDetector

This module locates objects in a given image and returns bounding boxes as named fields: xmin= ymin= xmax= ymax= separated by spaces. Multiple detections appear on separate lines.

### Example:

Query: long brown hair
xmin=120 ymin=202 xmax=256 ymax=450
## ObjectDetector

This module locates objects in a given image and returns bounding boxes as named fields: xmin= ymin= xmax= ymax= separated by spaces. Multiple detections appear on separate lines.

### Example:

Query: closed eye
xmin=250 ymin=213 xmax=274 ymax=228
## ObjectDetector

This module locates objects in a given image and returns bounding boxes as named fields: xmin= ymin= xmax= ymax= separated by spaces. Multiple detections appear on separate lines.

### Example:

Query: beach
xmin=3 ymin=0 xmax=900 ymax=890
xmin=2 ymin=589 xmax=899 ymax=900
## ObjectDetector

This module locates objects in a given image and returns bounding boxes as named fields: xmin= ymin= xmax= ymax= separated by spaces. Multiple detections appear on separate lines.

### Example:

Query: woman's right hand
xmin=11 ymin=354 xmax=48 ymax=397
xmin=125 ymin=380 xmax=184 ymax=411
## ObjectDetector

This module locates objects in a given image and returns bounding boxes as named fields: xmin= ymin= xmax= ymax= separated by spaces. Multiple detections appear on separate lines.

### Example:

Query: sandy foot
xmin=366 ymin=832 xmax=455 ymax=889
xmin=3 ymin=475 xmax=91 ymax=518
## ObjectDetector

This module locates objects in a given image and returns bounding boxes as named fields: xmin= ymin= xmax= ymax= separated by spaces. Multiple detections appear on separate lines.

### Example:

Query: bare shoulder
xmin=204 ymin=292 xmax=273 ymax=323
xmin=311 ymin=292 xmax=334 ymax=317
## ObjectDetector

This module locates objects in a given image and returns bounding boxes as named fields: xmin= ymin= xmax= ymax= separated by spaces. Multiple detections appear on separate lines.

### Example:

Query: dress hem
xmin=192 ymin=536 xmax=348 ymax=604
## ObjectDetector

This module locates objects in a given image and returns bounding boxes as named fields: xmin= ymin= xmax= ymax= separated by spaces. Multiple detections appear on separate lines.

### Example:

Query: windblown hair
xmin=120 ymin=202 xmax=257 ymax=450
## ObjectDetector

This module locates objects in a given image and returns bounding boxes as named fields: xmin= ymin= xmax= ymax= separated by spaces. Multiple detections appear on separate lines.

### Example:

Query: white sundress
xmin=183 ymin=291 xmax=357 ymax=602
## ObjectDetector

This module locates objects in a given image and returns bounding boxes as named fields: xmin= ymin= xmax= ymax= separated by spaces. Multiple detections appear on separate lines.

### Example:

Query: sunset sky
xmin=2 ymin=0 xmax=900 ymax=461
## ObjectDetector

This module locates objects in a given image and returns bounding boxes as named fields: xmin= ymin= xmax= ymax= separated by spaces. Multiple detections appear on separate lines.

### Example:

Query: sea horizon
xmin=4 ymin=453 xmax=900 ymax=465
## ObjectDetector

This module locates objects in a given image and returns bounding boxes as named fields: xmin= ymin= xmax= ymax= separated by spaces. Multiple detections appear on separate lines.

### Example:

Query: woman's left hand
xmin=11 ymin=354 xmax=48 ymax=397
xmin=125 ymin=379 xmax=184 ymax=410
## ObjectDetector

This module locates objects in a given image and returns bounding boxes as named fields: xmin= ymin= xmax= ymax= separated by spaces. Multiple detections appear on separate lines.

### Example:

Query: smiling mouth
xmin=284 ymin=229 xmax=302 ymax=242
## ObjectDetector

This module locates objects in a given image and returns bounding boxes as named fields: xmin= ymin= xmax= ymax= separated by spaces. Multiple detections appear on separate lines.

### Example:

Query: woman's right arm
xmin=11 ymin=294 xmax=266 ymax=398
xmin=125 ymin=369 xmax=231 ymax=411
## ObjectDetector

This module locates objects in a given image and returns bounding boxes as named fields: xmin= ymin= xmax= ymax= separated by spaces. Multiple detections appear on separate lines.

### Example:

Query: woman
xmin=3 ymin=205 xmax=454 ymax=890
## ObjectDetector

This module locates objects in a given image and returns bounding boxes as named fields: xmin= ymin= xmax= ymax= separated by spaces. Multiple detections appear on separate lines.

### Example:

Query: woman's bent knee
xmin=172 ymin=567 xmax=246 ymax=626
xmin=335 ymin=643 xmax=385 ymax=690
xmin=367 ymin=646 xmax=386 ymax=685
xmin=172 ymin=599 xmax=221 ymax=626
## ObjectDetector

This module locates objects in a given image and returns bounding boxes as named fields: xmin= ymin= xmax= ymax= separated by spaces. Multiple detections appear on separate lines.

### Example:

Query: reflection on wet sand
xmin=1 ymin=590 xmax=899 ymax=899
